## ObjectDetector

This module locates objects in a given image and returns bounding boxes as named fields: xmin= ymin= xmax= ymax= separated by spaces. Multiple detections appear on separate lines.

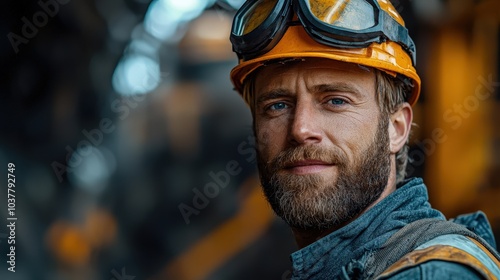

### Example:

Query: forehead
xmin=254 ymin=58 xmax=375 ymax=94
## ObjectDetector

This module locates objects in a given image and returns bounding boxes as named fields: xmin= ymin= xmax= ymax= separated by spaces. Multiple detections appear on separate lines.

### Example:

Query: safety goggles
xmin=230 ymin=0 xmax=416 ymax=65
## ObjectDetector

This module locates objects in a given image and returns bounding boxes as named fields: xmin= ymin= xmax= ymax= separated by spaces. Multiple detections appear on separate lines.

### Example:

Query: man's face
xmin=253 ymin=59 xmax=391 ymax=231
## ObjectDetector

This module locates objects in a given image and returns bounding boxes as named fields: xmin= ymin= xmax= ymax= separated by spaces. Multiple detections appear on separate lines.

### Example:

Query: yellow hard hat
xmin=229 ymin=0 xmax=421 ymax=105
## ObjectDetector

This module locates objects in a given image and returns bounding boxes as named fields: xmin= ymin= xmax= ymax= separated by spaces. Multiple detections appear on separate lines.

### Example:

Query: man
xmin=229 ymin=0 xmax=500 ymax=279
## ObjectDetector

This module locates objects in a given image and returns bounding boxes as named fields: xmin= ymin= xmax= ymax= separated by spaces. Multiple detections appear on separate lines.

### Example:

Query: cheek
xmin=255 ymin=118 xmax=288 ymax=159
xmin=255 ymin=130 xmax=272 ymax=162
xmin=324 ymin=113 xmax=379 ymax=158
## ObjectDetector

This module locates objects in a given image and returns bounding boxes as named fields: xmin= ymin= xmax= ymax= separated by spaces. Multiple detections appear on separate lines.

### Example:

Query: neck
xmin=291 ymin=164 xmax=398 ymax=249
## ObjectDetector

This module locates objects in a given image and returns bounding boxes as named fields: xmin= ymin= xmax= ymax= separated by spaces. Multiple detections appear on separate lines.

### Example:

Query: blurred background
xmin=0 ymin=0 xmax=499 ymax=279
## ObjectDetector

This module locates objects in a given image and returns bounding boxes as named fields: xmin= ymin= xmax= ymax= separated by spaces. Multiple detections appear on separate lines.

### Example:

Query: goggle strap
xmin=380 ymin=12 xmax=417 ymax=65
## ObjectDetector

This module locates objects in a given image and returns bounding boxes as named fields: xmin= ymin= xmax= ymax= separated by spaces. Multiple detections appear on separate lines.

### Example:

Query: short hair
xmin=374 ymin=69 xmax=412 ymax=183
xmin=241 ymin=63 xmax=412 ymax=184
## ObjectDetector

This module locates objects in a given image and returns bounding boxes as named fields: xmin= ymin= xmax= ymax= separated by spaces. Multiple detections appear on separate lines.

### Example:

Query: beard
xmin=256 ymin=115 xmax=391 ymax=231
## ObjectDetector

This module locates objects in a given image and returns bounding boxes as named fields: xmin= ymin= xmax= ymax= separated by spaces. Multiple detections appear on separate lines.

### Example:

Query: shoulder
xmin=377 ymin=234 xmax=500 ymax=279
xmin=385 ymin=260 xmax=484 ymax=279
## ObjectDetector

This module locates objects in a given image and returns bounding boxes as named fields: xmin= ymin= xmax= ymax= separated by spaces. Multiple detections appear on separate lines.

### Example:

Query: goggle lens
xmin=240 ymin=0 xmax=279 ymax=35
xmin=307 ymin=0 xmax=375 ymax=30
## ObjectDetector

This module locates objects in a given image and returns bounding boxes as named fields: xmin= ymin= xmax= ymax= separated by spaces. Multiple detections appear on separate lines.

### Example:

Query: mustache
xmin=268 ymin=145 xmax=348 ymax=171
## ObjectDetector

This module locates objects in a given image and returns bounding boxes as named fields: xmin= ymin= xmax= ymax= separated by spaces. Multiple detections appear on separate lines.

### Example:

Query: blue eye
xmin=269 ymin=102 xmax=287 ymax=110
xmin=329 ymin=98 xmax=346 ymax=105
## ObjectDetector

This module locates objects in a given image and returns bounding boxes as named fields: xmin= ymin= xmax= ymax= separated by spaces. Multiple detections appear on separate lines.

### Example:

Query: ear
xmin=388 ymin=103 xmax=413 ymax=155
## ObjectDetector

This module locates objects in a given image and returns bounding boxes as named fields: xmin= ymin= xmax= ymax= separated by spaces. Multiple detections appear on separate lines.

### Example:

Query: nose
xmin=288 ymin=101 xmax=323 ymax=145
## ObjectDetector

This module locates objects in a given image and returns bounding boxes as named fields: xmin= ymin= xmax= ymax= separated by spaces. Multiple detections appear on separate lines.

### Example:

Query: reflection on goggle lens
xmin=307 ymin=0 xmax=375 ymax=30
xmin=242 ymin=0 xmax=278 ymax=35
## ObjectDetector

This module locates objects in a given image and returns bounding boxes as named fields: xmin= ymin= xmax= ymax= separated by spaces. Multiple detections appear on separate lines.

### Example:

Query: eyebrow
xmin=256 ymin=89 xmax=293 ymax=104
xmin=312 ymin=83 xmax=364 ymax=98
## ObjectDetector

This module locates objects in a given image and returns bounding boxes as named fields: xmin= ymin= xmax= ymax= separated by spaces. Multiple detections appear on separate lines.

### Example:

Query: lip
xmin=284 ymin=160 xmax=334 ymax=174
